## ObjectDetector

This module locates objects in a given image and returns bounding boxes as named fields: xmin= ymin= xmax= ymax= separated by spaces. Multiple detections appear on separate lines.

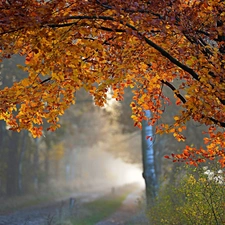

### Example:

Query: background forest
xmin=0 ymin=55 xmax=208 ymax=197
xmin=0 ymin=55 xmax=143 ymax=197
xmin=0 ymin=57 xmax=224 ymax=225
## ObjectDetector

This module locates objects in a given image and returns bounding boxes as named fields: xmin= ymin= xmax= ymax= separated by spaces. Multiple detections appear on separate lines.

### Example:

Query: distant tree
xmin=0 ymin=56 xmax=30 ymax=196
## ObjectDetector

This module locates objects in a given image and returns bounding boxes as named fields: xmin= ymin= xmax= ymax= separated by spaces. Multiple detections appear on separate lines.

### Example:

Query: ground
xmin=0 ymin=184 xmax=148 ymax=225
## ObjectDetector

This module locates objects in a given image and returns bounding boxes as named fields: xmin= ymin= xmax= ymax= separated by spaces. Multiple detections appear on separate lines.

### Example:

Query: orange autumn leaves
xmin=0 ymin=0 xmax=225 ymax=166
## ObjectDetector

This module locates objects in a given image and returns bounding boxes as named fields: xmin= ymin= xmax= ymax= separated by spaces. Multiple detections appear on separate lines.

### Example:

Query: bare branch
xmin=161 ymin=80 xmax=186 ymax=104
xmin=161 ymin=80 xmax=225 ymax=127
xmin=40 ymin=77 xmax=52 ymax=84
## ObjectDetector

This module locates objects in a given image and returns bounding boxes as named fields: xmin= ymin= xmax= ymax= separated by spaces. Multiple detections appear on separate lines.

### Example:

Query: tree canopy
xmin=1 ymin=0 xmax=225 ymax=166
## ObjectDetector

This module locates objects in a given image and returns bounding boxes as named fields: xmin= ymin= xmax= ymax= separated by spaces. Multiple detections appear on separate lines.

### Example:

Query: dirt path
xmin=0 ymin=185 xmax=148 ymax=225
xmin=95 ymin=188 xmax=148 ymax=225
xmin=0 ymin=191 xmax=107 ymax=225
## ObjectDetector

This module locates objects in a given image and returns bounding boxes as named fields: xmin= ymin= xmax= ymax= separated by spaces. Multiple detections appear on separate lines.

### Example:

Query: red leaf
xmin=146 ymin=135 xmax=152 ymax=141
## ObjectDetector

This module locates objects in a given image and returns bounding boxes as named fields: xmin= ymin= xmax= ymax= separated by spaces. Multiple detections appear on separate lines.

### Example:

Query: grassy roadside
xmin=66 ymin=184 xmax=139 ymax=225
xmin=71 ymin=194 xmax=127 ymax=225
xmin=0 ymin=189 xmax=71 ymax=214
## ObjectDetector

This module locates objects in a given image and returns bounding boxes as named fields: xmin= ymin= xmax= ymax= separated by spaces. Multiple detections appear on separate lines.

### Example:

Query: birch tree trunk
xmin=141 ymin=110 xmax=158 ymax=206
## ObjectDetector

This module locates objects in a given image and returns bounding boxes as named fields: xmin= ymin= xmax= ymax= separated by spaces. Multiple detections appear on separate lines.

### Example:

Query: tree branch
xmin=161 ymin=80 xmax=186 ymax=103
xmin=95 ymin=0 xmax=162 ymax=18
xmin=47 ymin=15 xmax=200 ymax=82
xmin=161 ymin=80 xmax=225 ymax=127
xmin=50 ymin=16 xmax=201 ymax=82
xmin=47 ymin=16 xmax=225 ymax=109
xmin=40 ymin=77 xmax=52 ymax=84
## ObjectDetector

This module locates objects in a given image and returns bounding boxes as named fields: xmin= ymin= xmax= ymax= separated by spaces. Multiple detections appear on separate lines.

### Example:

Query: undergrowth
xmin=148 ymin=163 xmax=225 ymax=225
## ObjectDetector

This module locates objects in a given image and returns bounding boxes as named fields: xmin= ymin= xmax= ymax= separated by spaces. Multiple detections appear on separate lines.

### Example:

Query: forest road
xmin=0 ymin=190 xmax=107 ymax=225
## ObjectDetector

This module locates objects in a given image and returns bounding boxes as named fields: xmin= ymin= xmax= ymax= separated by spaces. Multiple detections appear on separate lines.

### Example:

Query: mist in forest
xmin=47 ymin=86 xmax=145 ymax=193
xmin=0 ymin=55 xmax=206 ymax=201
xmin=0 ymin=54 xmax=144 ymax=199
xmin=53 ymin=141 xmax=144 ymax=193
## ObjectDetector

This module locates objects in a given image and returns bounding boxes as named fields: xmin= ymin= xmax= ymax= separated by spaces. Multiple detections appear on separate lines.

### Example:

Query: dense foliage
xmin=148 ymin=163 xmax=225 ymax=224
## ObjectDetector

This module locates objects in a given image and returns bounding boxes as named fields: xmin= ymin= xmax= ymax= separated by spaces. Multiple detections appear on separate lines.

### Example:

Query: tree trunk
xmin=18 ymin=130 xmax=27 ymax=195
xmin=44 ymin=149 xmax=50 ymax=187
xmin=6 ymin=132 xmax=19 ymax=196
xmin=33 ymin=138 xmax=40 ymax=192
xmin=141 ymin=110 xmax=158 ymax=206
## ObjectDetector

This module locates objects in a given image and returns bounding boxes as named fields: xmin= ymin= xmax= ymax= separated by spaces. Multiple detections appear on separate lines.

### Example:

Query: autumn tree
xmin=1 ymin=0 xmax=225 ymax=201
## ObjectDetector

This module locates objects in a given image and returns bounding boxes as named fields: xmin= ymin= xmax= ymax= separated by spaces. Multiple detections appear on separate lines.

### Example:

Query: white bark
xmin=142 ymin=110 xmax=158 ymax=204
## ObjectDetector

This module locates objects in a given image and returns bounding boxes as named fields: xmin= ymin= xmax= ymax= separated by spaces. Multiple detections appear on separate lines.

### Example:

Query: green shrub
xmin=148 ymin=164 xmax=225 ymax=225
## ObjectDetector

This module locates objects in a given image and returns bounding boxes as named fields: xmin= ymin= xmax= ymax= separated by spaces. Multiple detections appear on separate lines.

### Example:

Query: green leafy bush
xmin=148 ymin=164 xmax=225 ymax=225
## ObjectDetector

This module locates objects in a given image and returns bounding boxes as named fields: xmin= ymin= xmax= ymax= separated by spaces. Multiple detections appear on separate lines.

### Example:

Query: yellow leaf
xmin=21 ymin=78 xmax=30 ymax=87
xmin=174 ymin=116 xmax=179 ymax=121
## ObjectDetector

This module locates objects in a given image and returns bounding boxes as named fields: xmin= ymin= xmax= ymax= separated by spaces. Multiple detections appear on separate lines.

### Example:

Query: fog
xmin=56 ymin=145 xmax=144 ymax=193
xmin=45 ymin=131 xmax=144 ymax=197
xmin=0 ymin=92 xmax=145 ymax=225
xmin=0 ymin=56 xmax=145 ymax=224
xmin=45 ymin=88 xmax=145 ymax=194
